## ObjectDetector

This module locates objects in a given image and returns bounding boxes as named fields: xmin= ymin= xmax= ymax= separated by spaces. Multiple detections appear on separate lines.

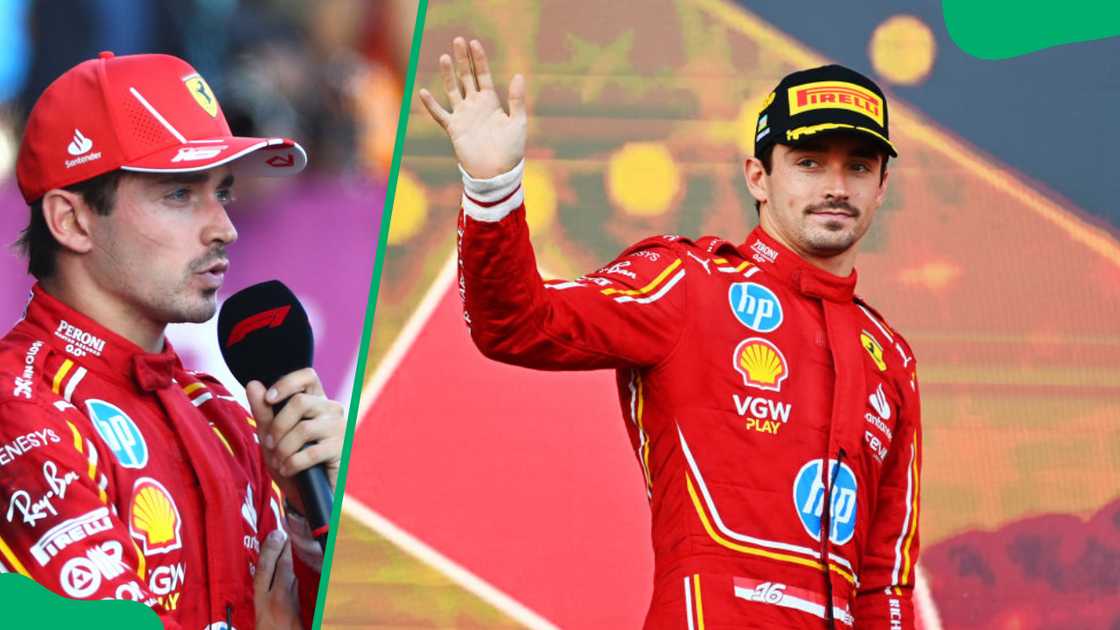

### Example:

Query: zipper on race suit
xmin=226 ymin=602 xmax=233 ymax=629
xmin=819 ymin=447 xmax=846 ymax=630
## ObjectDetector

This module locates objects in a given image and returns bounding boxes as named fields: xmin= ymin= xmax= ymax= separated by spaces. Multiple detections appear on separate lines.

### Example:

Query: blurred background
xmin=0 ymin=0 xmax=418 ymax=406
xmin=329 ymin=1 xmax=1120 ymax=629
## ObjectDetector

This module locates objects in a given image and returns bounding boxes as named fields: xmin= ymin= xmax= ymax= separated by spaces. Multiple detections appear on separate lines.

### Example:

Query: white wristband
xmin=460 ymin=159 xmax=526 ymax=222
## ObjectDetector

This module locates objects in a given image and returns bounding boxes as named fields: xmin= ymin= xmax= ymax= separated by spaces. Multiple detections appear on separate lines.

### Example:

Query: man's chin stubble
xmin=160 ymin=291 xmax=218 ymax=324
xmin=803 ymin=229 xmax=856 ymax=257
xmin=175 ymin=305 xmax=217 ymax=324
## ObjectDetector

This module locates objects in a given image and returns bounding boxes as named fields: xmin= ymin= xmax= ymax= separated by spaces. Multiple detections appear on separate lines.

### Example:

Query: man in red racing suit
xmin=0 ymin=52 xmax=345 ymax=628
xmin=0 ymin=287 xmax=324 ymax=629
xmin=422 ymin=39 xmax=922 ymax=629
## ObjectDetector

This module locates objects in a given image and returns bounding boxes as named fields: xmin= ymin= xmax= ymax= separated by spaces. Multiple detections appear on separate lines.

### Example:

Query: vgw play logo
xmin=793 ymin=459 xmax=858 ymax=545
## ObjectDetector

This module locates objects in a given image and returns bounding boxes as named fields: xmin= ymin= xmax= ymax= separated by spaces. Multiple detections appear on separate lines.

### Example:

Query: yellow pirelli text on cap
xmin=788 ymin=81 xmax=884 ymax=126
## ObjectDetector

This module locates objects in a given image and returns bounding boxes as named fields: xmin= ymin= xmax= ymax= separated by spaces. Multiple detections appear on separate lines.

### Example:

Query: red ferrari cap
xmin=16 ymin=51 xmax=307 ymax=203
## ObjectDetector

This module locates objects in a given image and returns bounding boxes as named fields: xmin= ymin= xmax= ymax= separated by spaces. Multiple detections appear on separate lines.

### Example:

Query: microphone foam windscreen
xmin=216 ymin=280 xmax=313 ymax=388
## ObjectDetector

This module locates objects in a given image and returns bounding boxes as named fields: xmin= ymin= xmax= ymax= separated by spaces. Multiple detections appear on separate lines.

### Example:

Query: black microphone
xmin=216 ymin=280 xmax=332 ymax=551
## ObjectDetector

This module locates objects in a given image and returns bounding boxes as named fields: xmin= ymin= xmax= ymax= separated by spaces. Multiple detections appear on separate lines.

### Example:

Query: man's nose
xmin=823 ymin=164 xmax=850 ymax=200
xmin=204 ymin=201 xmax=238 ymax=246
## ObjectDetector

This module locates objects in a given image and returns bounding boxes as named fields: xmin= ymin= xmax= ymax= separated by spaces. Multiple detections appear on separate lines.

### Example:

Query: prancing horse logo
xmin=184 ymin=74 xmax=218 ymax=117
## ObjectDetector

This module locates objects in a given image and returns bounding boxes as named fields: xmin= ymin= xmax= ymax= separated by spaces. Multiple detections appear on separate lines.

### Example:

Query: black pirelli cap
xmin=753 ymin=64 xmax=897 ymax=158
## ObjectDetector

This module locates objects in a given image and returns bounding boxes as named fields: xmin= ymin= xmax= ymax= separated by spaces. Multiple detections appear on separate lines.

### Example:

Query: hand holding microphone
xmin=244 ymin=369 xmax=343 ymax=510
xmin=217 ymin=281 xmax=343 ymax=551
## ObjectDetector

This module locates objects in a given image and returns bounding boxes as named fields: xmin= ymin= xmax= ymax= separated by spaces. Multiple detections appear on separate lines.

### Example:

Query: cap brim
xmin=120 ymin=137 xmax=308 ymax=176
xmin=785 ymin=123 xmax=898 ymax=158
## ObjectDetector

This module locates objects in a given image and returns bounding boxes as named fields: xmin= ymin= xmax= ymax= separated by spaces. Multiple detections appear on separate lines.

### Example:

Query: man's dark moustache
xmin=191 ymin=247 xmax=229 ymax=273
xmin=805 ymin=200 xmax=859 ymax=217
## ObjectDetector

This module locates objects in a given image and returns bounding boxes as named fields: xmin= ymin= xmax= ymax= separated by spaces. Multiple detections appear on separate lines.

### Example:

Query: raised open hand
xmin=419 ymin=37 xmax=527 ymax=179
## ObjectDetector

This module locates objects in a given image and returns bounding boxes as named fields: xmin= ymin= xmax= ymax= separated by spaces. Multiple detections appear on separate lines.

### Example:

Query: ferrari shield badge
xmin=184 ymin=74 xmax=218 ymax=117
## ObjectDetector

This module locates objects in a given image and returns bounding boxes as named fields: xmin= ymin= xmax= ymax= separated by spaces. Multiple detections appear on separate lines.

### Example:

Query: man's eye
xmin=797 ymin=159 xmax=818 ymax=168
xmin=217 ymin=189 xmax=236 ymax=204
xmin=851 ymin=163 xmax=871 ymax=173
xmin=166 ymin=188 xmax=190 ymax=202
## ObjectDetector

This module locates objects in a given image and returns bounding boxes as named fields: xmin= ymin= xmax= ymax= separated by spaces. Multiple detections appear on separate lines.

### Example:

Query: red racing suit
xmin=0 ymin=286 xmax=322 ymax=629
xmin=457 ymin=161 xmax=922 ymax=629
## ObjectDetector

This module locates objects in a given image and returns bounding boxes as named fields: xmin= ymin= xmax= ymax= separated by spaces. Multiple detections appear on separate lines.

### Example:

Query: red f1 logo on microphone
xmin=226 ymin=306 xmax=291 ymax=347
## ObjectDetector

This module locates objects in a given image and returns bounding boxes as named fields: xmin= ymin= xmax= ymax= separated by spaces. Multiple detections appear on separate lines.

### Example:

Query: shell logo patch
xmin=129 ymin=477 xmax=182 ymax=555
xmin=184 ymin=74 xmax=218 ymax=117
xmin=733 ymin=337 xmax=789 ymax=392
xmin=860 ymin=331 xmax=887 ymax=371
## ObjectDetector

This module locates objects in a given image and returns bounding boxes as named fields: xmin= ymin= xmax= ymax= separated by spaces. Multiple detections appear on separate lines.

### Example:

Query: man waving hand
xmin=421 ymin=38 xmax=922 ymax=629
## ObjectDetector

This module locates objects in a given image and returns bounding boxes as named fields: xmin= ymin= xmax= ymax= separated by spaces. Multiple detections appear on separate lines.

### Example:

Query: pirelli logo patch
xmin=788 ymin=81 xmax=883 ymax=126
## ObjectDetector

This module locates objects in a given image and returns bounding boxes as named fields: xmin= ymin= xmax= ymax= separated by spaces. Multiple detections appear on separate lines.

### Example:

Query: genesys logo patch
xmin=793 ymin=459 xmax=858 ymax=545
xmin=129 ymin=477 xmax=182 ymax=555
xmin=86 ymin=399 xmax=148 ymax=469
xmin=728 ymin=282 xmax=783 ymax=333
xmin=0 ymin=426 xmax=60 ymax=467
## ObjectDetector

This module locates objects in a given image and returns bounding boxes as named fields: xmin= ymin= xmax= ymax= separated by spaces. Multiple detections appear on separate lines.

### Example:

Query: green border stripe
xmin=311 ymin=1 xmax=430 ymax=627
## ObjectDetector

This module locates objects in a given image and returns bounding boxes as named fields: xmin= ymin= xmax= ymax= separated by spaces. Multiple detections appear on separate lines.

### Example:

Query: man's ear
xmin=41 ymin=189 xmax=95 ymax=254
xmin=743 ymin=156 xmax=769 ymax=207
xmin=874 ymin=166 xmax=890 ymax=208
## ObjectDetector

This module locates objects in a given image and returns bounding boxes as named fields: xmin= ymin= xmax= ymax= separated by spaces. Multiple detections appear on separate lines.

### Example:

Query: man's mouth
xmin=201 ymin=259 xmax=229 ymax=274
xmin=194 ymin=258 xmax=229 ymax=288
xmin=806 ymin=203 xmax=858 ymax=219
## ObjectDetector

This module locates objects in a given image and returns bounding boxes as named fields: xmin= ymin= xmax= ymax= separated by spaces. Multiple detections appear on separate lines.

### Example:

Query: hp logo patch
xmin=793 ymin=459 xmax=858 ymax=545
xmin=728 ymin=283 xmax=783 ymax=333
xmin=86 ymin=399 xmax=148 ymax=469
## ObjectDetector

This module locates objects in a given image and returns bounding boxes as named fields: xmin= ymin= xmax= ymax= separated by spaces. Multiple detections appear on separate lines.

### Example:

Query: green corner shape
xmin=0 ymin=574 xmax=161 ymax=627
xmin=943 ymin=0 xmax=1120 ymax=59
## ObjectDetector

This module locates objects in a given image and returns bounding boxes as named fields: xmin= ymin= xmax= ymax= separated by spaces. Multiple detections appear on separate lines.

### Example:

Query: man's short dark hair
xmin=752 ymin=142 xmax=889 ymax=213
xmin=16 ymin=170 xmax=123 ymax=279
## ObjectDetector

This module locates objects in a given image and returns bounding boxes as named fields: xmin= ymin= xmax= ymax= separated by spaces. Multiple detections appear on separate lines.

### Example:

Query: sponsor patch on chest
xmin=732 ymin=393 xmax=792 ymax=435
